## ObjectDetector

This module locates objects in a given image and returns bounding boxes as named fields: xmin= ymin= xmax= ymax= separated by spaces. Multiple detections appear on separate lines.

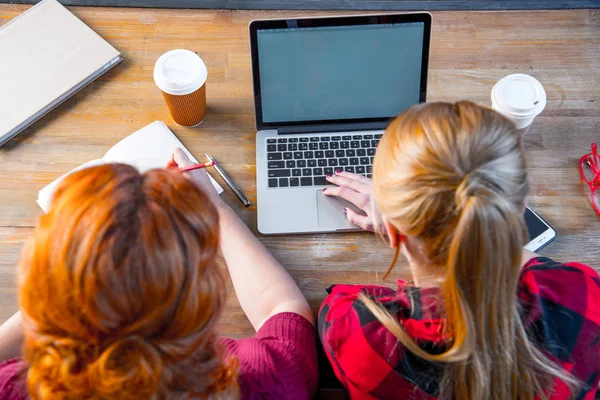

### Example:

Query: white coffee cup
xmin=491 ymin=74 xmax=546 ymax=135
xmin=154 ymin=49 xmax=208 ymax=127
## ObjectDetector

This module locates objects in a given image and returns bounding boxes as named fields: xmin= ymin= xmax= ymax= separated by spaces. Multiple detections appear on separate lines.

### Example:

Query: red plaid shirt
xmin=319 ymin=257 xmax=600 ymax=399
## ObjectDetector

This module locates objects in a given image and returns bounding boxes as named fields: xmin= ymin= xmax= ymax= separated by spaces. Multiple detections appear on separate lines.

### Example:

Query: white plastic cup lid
xmin=154 ymin=49 xmax=207 ymax=95
xmin=491 ymin=74 xmax=546 ymax=118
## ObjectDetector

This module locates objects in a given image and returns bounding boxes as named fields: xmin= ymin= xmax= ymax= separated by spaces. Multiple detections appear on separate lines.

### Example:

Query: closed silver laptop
xmin=251 ymin=13 xmax=432 ymax=234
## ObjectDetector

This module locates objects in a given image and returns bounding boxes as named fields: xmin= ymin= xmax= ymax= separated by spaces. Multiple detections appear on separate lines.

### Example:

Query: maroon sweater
xmin=0 ymin=312 xmax=318 ymax=400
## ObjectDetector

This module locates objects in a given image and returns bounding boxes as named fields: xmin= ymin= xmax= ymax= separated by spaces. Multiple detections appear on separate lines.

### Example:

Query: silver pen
xmin=205 ymin=153 xmax=251 ymax=207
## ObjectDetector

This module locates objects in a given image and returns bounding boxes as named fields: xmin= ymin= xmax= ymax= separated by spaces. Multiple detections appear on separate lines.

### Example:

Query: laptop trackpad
xmin=316 ymin=190 xmax=362 ymax=230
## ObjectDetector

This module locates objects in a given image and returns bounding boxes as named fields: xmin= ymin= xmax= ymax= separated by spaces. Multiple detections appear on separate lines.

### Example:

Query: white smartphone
xmin=524 ymin=206 xmax=556 ymax=252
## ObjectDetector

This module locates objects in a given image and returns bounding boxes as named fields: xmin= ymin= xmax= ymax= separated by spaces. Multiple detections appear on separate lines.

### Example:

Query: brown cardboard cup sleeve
xmin=160 ymin=84 xmax=206 ymax=127
xmin=154 ymin=49 xmax=208 ymax=127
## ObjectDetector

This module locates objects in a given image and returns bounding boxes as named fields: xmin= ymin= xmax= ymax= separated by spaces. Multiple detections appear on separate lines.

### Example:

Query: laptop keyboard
xmin=265 ymin=133 xmax=382 ymax=188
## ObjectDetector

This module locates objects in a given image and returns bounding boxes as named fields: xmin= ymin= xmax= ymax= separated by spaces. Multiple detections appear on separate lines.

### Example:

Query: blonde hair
xmin=363 ymin=101 xmax=575 ymax=399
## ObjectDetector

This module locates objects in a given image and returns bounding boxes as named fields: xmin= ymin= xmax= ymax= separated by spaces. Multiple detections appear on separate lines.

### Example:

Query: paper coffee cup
xmin=491 ymin=74 xmax=546 ymax=135
xmin=154 ymin=49 xmax=208 ymax=127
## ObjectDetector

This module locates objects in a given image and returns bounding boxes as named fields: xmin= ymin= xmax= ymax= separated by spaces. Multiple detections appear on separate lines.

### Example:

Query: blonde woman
xmin=319 ymin=101 xmax=600 ymax=399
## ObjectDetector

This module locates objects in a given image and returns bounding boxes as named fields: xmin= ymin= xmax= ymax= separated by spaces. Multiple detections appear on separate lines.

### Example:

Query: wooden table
xmin=0 ymin=6 xmax=599 ymax=338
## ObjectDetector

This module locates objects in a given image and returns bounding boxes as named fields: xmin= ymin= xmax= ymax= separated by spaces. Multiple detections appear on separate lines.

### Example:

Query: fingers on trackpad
xmin=315 ymin=190 xmax=361 ymax=230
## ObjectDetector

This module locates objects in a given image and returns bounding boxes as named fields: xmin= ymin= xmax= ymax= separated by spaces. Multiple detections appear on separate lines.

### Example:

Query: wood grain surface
xmin=2 ymin=0 xmax=600 ymax=11
xmin=0 ymin=6 xmax=598 ymax=338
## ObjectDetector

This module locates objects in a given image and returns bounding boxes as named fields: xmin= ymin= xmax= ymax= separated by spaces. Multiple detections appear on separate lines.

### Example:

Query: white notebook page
xmin=37 ymin=121 xmax=223 ymax=212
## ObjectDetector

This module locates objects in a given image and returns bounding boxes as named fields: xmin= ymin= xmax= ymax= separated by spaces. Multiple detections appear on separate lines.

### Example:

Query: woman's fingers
xmin=172 ymin=148 xmax=194 ymax=167
xmin=165 ymin=152 xmax=178 ymax=169
xmin=323 ymin=185 xmax=371 ymax=212
xmin=164 ymin=149 xmax=222 ymax=205
xmin=166 ymin=148 xmax=194 ymax=169
xmin=326 ymin=171 xmax=371 ymax=194
xmin=335 ymin=170 xmax=373 ymax=186
xmin=324 ymin=170 xmax=377 ymax=231
xmin=344 ymin=207 xmax=375 ymax=232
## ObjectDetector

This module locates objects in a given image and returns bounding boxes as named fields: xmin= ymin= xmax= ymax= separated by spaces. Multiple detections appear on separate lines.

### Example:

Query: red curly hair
xmin=18 ymin=164 xmax=238 ymax=399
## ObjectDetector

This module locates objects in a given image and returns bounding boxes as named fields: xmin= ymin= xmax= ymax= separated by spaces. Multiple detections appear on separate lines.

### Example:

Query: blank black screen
xmin=524 ymin=207 xmax=549 ymax=241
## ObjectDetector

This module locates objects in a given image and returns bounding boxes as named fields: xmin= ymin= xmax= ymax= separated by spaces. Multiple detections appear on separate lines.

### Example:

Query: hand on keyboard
xmin=266 ymin=134 xmax=378 ymax=189
xmin=323 ymin=170 xmax=382 ymax=232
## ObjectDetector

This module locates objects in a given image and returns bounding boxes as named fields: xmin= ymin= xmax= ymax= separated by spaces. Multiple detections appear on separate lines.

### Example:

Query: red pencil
xmin=178 ymin=160 xmax=215 ymax=173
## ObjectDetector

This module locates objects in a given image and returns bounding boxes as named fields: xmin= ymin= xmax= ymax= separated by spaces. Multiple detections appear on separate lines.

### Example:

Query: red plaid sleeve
xmin=519 ymin=258 xmax=600 ymax=399
xmin=319 ymin=258 xmax=600 ymax=400
xmin=318 ymin=284 xmax=440 ymax=400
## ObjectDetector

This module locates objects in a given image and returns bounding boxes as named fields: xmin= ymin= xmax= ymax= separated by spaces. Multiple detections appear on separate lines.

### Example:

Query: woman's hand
xmin=166 ymin=148 xmax=224 ymax=209
xmin=324 ymin=170 xmax=382 ymax=233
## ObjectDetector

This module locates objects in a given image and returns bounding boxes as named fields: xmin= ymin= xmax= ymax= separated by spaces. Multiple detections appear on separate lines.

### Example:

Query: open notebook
xmin=0 ymin=0 xmax=122 ymax=146
xmin=37 ymin=121 xmax=223 ymax=212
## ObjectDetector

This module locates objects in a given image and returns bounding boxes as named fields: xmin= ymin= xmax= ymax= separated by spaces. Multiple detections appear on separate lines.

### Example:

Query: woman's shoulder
xmin=519 ymin=257 xmax=600 ymax=378
xmin=0 ymin=358 xmax=29 ymax=400
xmin=319 ymin=282 xmax=443 ymax=340
xmin=318 ymin=283 xmax=444 ymax=398
xmin=319 ymin=283 xmax=404 ymax=347
xmin=319 ymin=283 xmax=404 ymax=320
xmin=220 ymin=312 xmax=318 ymax=400
xmin=521 ymin=256 xmax=599 ymax=277
xmin=519 ymin=256 xmax=600 ymax=315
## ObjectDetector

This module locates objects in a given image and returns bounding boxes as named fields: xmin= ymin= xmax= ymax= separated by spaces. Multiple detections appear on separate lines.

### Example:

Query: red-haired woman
xmin=0 ymin=149 xmax=317 ymax=399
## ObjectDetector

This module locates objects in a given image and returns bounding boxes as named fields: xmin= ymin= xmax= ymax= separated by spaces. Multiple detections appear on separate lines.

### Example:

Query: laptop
xmin=251 ymin=13 xmax=432 ymax=234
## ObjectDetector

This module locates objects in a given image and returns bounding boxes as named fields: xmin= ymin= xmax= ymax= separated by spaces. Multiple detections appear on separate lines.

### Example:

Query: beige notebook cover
xmin=37 ymin=121 xmax=224 ymax=212
xmin=0 ymin=0 xmax=122 ymax=145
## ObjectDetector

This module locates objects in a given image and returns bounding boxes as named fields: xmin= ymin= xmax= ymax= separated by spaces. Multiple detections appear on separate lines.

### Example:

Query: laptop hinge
xmin=277 ymin=122 xmax=388 ymax=135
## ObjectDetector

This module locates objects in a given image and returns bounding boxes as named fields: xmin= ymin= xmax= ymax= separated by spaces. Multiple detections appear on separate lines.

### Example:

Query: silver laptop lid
xmin=249 ymin=13 xmax=432 ymax=133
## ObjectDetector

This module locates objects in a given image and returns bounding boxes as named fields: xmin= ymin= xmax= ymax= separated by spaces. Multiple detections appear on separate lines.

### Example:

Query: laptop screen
xmin=255 ymin=21 xmax=426 ymax=125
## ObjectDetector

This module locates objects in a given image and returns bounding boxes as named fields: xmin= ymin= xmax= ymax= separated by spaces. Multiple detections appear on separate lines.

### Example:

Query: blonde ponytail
xmin=363 ymin=101 xmax=577 ymax=399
